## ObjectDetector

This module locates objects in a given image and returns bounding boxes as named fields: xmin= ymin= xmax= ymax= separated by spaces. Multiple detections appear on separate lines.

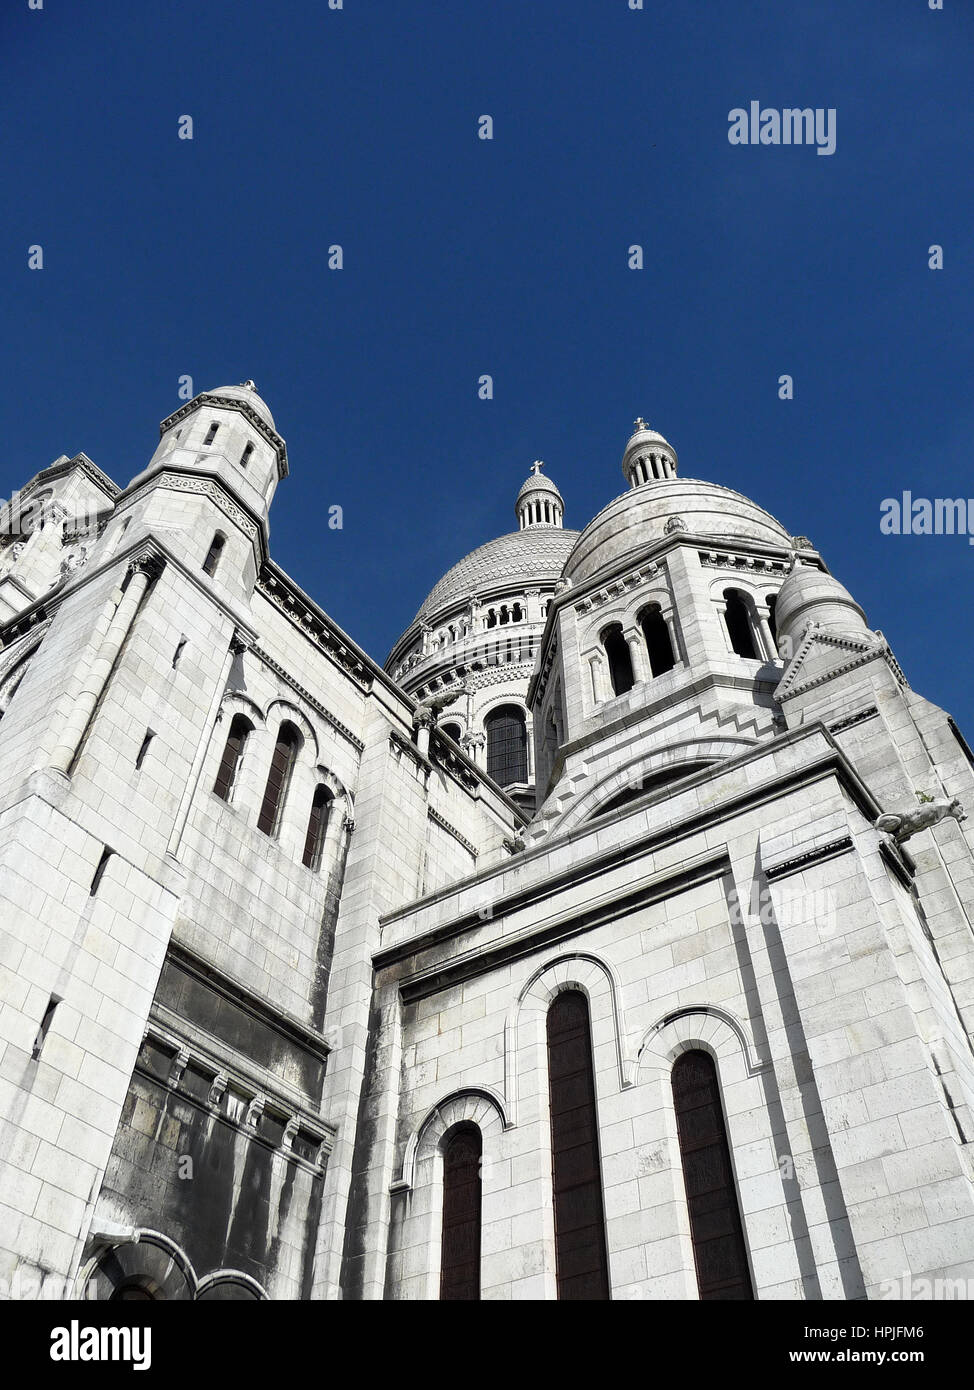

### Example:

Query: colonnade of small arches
xmin=392 ymin=593 xmax=553 ymax=683
xmin=209 ymin=696 xmax=351 ymax=873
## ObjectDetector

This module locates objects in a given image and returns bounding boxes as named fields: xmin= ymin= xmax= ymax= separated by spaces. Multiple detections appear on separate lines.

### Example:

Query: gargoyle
xmin=873 ymin=794 xmax=966 ymax=845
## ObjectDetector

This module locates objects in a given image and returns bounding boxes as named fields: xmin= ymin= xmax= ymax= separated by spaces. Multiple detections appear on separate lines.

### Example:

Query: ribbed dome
xmin=208 ymin=381 xmax=276 ymax=430
xmin=564 ymin=478 xmax=792 ymax=585
xmin=773 ymin=564 xmax=869 ymax=648
xmin=516 ymin=473 xmax=563 ymax=504
xmin=413 ymin=528 xmax=579 ymax=624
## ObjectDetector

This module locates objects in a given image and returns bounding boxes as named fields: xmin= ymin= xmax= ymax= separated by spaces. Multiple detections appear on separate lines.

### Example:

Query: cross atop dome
xmin=530 ymin=460 xmax=545 ymax=476
xmin=632 ymin=417 xmax=650 ymax=434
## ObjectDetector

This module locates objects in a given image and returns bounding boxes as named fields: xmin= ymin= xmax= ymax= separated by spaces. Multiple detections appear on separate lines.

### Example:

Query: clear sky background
xmin=2 ymin=1 xmax=972 ymax=728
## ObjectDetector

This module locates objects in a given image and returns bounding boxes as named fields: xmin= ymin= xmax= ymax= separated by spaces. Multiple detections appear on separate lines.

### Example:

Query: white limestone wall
xmin=374 ymin=727 xmax=974 ymax=1300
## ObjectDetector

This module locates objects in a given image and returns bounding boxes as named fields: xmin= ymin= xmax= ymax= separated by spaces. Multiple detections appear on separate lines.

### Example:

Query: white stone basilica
xmin=1 ymin=382 xmax=973 ymax=1301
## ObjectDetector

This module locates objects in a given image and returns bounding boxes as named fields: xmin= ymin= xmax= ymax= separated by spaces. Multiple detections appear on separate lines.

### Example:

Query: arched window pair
xmin=213 ymin=715 xmax=335 ymax=870
xmin=484 ymin=705 xmax=527 ymax=787
xmin=601 ymin=604 xmax=677 ymax=697
xmin=439 ymin=991 xmax=753 ymax=1301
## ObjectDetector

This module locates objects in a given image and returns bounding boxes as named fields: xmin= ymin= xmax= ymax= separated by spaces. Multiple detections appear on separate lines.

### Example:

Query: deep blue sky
xmin=3 ymin=1 xmax=972 ymax=729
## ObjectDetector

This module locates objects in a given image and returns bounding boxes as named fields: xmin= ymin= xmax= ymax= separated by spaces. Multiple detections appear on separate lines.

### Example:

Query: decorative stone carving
xmin=664 ymin=516 xmax=687 ymax=534
xmin=874 ymin=794 xmax=967 ymax=844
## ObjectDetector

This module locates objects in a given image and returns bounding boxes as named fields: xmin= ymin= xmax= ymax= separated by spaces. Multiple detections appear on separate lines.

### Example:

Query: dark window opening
xmin=485 ymin=705 xmax=527 ymax=787
xmin=135 ymin=729 xmax=155 ymax=769
xmin=723 ymin=590 xmax=758 ymax=660
xmin=440 ymin=1124 xmax=482 ymax=1300
xmin=203 ymin=423 xmax=219 ymax=446
xmin=257 ymin=722 xmax=301 ymax=837
xmin=547 ymin=991 xmax=610 ymax=1300
xmin=672 ymin=1050 xmax=753 ymax=1301
xmin=440 ymin=722 xmax=462 ymax=744
xmin=240 ymin=442 xmax=255 ymax=469
xmin=90 ymin=847 xmax=113 ymax=896
xmin=213 ymin=714 xmax=253 ymax=803
xmin=302 ymin=784 xmax=332 ymax=871
xmin=602 ymin=623 xmax=634 ymax=696
xmin=202 ymin=532 xmax=225 ymax=578
xmin=31 ymin=994 xmax=62 ymax=1061
xmin=641 ymin=604 xmax=676 ymax=676
xmin=172 ymin=637 xmax=187 ymax=669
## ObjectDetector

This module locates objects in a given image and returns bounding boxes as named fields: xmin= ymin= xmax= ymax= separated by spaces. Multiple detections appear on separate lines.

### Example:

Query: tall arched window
xmin=257 ymin=722 xmax=301 ymax=836
xmin=723 ymin=589 xmax=758 ymax=660
xmin=202 ymin=532 xmax=226 ymax=578
xmin=547 ymin=990 xmax=609 ymax=1300
xmin=440 ymin=1124 xmax=482 ymax=1300
xmin=302 ymin=784 xmax=333 ymax=871
xmin=672 ymin=1050 xmax=753 ymax=1301
xmin=640 ymin=604 xmax=676 ymax=676
xmin=602 ymin=623 xmax=634 ymax=696
xmin=213 ymin=714 xmax=253 ymax=803
xmin=485 ymin=705 xmax=527 ymax=787
xmin=440 ymin=722 xmax=462 ymax=744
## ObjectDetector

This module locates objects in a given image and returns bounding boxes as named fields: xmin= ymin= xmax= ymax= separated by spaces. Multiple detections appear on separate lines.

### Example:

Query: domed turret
xmin=773 ymin=561 xmax=870 ymax=653
xmin=516 ymin=462 xmax=564 ymax=529
xmin=622 ymin=418 xmax=678 ymax=488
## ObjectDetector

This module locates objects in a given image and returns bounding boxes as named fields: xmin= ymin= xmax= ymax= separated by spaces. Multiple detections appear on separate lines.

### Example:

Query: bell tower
xmin=98 ymin=380 xmax=288 ymax=605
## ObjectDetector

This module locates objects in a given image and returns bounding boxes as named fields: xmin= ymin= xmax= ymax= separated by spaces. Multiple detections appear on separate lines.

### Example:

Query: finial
xmin=239 ymin=379 xmax=257 ymax=392
xmin=530 ymin=460 xmax=545 ymax=476
xmin=632 ymin=417 xmax=649 ymax=435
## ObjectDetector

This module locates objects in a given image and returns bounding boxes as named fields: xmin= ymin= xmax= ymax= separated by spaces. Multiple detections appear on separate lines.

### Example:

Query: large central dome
xmin=412 ymin=527 xmax=578 ymax=626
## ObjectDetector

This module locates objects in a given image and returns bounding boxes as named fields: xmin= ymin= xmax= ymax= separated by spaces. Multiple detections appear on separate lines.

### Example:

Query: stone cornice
xmin=375 ymin=724 xmax=888 ymax=961
xmin=427 ymin=806 xmax=478 ymax=859
xmin=256 ymin=565 xmax=375 ymax=691
xmin=382 ymin=849 xmax=733 ymax=1000
xmin=763 ymin=835 xmax=855 ymax=881
xmin=26 ymin=452 xmax=121 ymax=501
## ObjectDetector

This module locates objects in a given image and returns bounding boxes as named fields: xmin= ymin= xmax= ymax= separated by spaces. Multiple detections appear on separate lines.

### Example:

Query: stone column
xmin=625 ymin=626 xmax=651 ymax=683
xmin=462 ymin=731 xmax=485 ymax=767
xmin=414 ymin=710 xmax=433 ymax=758
xmin=589 ymin=653 xmax=608 ymax=704
xmin=755 ymin=606 xmax=777 ymax=660
xmin=50 ymin=552 xmax=161 ymax=776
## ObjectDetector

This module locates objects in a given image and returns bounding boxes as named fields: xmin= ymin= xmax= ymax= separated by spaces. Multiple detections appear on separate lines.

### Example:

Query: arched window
xmin=440 ymin=722 xmax=462 ymax=744
xmin=257 ymin=722 xmax=301 ymax=837
xmin=302 ymin=784 xmax=333 ymax=871
xmin=202 ymin=532 xmax=226 ymax=578
xmin=203 ymin=422 xmax=219 ymax=446
xmin=440 ymin=1124 xmax=482 ymax=1300
xmin=723 ymin=589 xmax=758 ymax=660
xmin=640 ymin=604 xmax=676 ymax=676
xmin=485 ymin=705 xmax=527 ymax=787
xmin=601 ymin=623 xmax=634 ymax=696
xmin=547 ymin=990 xmax=609 ymax=1300
xmin=240 ymin=442 xmax=255 ymax=470
xmin=672 ymin=1050 xmax=753 ymax=1301
xmin=213 ymin=714 xmax=253 ymax=802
